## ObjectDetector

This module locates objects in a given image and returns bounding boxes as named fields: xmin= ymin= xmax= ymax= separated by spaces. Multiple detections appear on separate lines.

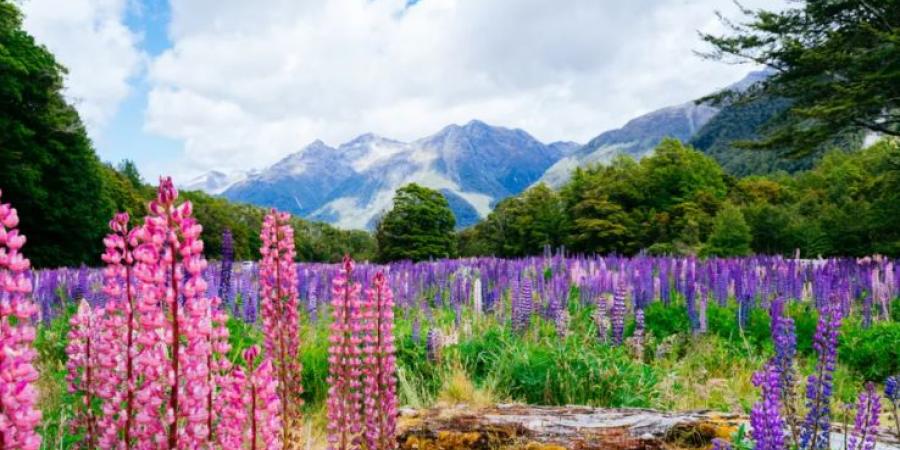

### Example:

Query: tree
xmin=700 ymin=1 xmax=900 ymax=155
xmin=0 ymin=1 xmax=115 ymax=267
xmin=375 ymin=184 xmax=456 ymax=262
xmin=703 ymin=204 xmax=752 ymax=257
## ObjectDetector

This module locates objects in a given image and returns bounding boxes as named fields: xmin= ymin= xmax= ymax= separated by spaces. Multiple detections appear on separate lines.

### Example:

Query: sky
xmin=18 ymin=0 xmax=782 ymax=183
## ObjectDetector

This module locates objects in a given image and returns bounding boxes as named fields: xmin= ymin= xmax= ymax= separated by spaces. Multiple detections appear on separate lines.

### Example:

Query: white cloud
xmin=146 ymin=0 xmax=783 ymax=178
xmin=19 ymin=0 xmax=144 ymax=135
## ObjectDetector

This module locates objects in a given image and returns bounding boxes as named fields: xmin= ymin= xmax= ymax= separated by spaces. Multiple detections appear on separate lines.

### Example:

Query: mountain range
xmin=187 ymin=70 xmax=773 ymax=229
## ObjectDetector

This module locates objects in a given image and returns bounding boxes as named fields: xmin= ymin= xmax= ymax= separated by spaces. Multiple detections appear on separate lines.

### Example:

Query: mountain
xmin=184 ymin=170 xmax=248 ymax=195
xmin=538 ymin=71 xmax=772 ymax=187
xmin=206 ymin=70 xmax=782 ymax=230
xmin=688 ymin=94 xmax=863 ymax=176
xmin=223 ymin=120 xmax=563 ymax=229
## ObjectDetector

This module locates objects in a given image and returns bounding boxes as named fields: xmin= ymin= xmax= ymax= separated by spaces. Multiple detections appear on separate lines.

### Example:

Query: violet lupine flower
xmin=631 ymin=307 xmax=645 ymax=358
xmin=328 ymin=256 xmax=364 ymax=450
xmin=712 ymin=438 xmax=733 ymax=450
xmin=426 ymin=328 xmax=442 ymax=363
xmin=611 ymin=276 xmax=627 ymax=346
xmin=66 ymin=299 xmax=99 ymax=448
xmin=750 ymin=364 xmax=786 ymax=450
xmin=219 ymin=228 xmax=234 ymax=307
xmin=769 ymin=297 xmax=798 ymax=441
xmin=0 ymin=189 xmax=42 ymax=450
xmin=512 ymin=275 xmax=533 ymax=332
xmin=800 ymin=300 xmax=843 ymax=450
xmin=886 ymin=375 xmax=899 ymax=438
xmin=260 ymin=209 xmax=303 ymax=444
xmin=362 ymin=272 xmax=398 ymax=450
xmin=595 ymin=294 xmax=610 ymax=344
xmin=848 ymin=382 xmax=880 ymax=450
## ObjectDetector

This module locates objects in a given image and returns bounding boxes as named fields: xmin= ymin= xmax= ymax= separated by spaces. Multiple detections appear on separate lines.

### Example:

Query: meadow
xmin=0 ymin=179 xmax=895 ymax=450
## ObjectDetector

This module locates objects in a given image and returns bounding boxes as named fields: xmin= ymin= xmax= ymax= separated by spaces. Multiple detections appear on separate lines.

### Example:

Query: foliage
xmin=459 ymin=183 xmax=567 ymax=258
xmin=699 ymin=0 xmax=900 ymax=154
xmin=462 ymin=138 xmax=900 ymax=258
xmin=702 ymin=204 xmax=752 ymax=257
xmin=375 ymin=183 xmax=457 ymax=262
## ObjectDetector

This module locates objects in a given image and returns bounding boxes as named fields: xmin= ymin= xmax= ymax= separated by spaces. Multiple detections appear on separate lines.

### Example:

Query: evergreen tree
xmin=376 ymin=184 xmax=456 ymax=262
xmin=700 ymin=0 xmax=900 ymax=154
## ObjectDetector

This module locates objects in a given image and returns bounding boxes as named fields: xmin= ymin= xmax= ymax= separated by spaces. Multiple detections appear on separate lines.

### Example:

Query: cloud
xmin=19 ymin=0 xmax=144 ymax=135
xmin=143 ymin=0 xmax=782 ymax=178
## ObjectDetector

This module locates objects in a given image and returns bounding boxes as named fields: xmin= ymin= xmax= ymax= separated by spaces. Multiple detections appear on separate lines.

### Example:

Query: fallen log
xmin=397 ymin=404 xmax=900 ymax=450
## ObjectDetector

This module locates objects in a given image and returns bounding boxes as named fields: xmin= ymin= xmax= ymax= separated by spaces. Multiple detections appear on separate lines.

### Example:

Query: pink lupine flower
xmin=133 ymin=178 xmax=214 ymax=449
xmin=259 ymin=210 xmax=302 ymax=447
xmin=216 ymin=365 xmax=248 ymax=449
xmin=244 ymin=346 xmax=283 ymax=450
xmin=362 ymin=272 xmax=398 ymax=450
xmin=0 ymin=189 xmax=42 ymax=450
xmin=96 ymin=212 xmax=141 ymax=448
xmin=327 ymin=256 xmax=364 ymax=450
xmin=66 ymin=299 xmax=99 ymax=447
xmin=208 ymin=295 xmax=232 ymax=444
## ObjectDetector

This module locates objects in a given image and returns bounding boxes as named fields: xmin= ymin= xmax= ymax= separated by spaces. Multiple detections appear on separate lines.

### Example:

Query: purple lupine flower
xmin=411 ymin=315 xmax=421 ymax=344
xmin=750 ymin=364 xmax=786 ymax=450
xmin=426 ymin=328 xmax=441 ymax=363
xmin=769 ymin=298 xmax=797 ymax=400
xmin=712 ymin=438 xmax=733 ymax=450
xmin=800 ymin=300 xmax=843 ymax=450
xmin=611 ymin=276 xmax=627 ymax=346
xmin=885 ymin=375 xmax=899 ymax=439
xmin=848 ymin=382 xmax=880 ymax=450
xmin=218 ymin=228 xmax=234 ymax=307
xmin=633 ymin=307 xmax=645 ymax=355
xmin=512 ymin=276 xmax=533 ymax=332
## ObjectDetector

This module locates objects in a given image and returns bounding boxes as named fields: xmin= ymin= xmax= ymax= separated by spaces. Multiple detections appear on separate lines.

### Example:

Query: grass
xmin=33 ymin=292 xmax=900 ymax=449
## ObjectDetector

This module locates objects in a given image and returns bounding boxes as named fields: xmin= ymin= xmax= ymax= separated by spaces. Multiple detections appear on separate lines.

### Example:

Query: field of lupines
xmin=3 ymin=178 xmax=900 ymax=450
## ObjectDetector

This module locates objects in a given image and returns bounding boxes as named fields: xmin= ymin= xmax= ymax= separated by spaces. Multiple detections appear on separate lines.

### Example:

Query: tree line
xmin=452 ymin=138 xmax=900 ymax=259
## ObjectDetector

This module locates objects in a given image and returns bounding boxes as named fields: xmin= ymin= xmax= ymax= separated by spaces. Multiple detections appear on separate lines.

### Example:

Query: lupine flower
xmin=328 ymin=256 xmax=364 ymax=450
xmin=848 ymin=382 xmax=880 ymax=450
xmin=216 ymin=365 xmax=248 ymax=449
xmin=750 ymin=364 xmax=786 ymax=450
xmin=629 ymin=307 xmax=645 ymax=359
xmin=96 ymin=211 xmax=140 ymax=448
xmin=244 ymin=346 xmax=283 ymax=450
xmin=768 ymin=297 xmax=798 ymax=442
xmin=426 ymin=328 xmax=442 ymax=363
xmin=885 ymin=375 xmax=899 ymax=438
xmin=800 ymin=300 xmax=842 ymax=450
xmin=611 ymin=276 xmax=627 ymax=346
xmin=512 ymin=275 xmax=533 ymax=332
xmin=260 ymin=210 xmax=303 ymax=447
xmin=219 ymin=228 xmax=234 ymax=307
xmin=0 ymin=189 xmax=42 ymax=450
xmin=66 ymin=299 xmax=99 ymax=448
xmin=209 ymin=296 xmax=233 ymax=445
xmin=362 ymin=272 xmax=398 ymax=450
xmin=712 ymin=438 xmax=733 ymax=450
xmin=133 ymin=177 xmax=214 ymax=448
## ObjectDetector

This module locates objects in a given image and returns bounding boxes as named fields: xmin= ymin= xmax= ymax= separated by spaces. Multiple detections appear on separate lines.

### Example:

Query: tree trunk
xmin=397 ymin=404 xmax=900 ymax=450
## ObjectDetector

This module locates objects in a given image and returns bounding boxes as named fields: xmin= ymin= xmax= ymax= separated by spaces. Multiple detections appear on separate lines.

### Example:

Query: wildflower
xmin=260 ymin=210 xmax=303 ymax=447
xmin=848 ymin=382 xmax=880 ymax=450
xmin=0 ymin=189 xmax=42 ymax=450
